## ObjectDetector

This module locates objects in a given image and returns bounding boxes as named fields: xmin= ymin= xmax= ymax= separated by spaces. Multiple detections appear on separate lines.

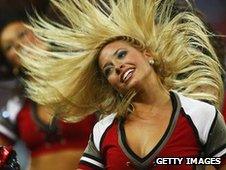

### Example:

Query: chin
xmin=122 ymin=80 xmax=139 ymax=93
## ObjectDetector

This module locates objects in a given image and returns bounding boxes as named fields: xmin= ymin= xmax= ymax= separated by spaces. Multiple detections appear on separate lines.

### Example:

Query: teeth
xmin=123 ymin=69 xmax=134 ymax=82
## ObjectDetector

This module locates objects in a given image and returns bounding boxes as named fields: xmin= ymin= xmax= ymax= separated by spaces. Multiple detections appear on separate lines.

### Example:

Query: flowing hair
xmin=21 ymin=0 xmax=223 ymax=121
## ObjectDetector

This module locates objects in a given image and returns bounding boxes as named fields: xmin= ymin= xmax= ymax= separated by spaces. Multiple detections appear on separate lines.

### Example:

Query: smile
xmin=121 ymin=69 xmax=135 ymax=83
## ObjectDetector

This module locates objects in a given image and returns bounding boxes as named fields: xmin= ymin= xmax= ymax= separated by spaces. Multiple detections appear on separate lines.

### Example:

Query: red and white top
xmin=0 ymin=99 xmax=97 ymax=157
xmin=79 ymin=91 xmax=226 ymax=170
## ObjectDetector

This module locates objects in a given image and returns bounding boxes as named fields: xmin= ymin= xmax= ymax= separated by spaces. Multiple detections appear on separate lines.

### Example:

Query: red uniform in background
xmin=0 ymin=98 xmax=97 ymax=157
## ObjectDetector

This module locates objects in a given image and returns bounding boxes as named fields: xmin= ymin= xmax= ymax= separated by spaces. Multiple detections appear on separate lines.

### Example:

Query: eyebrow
xmin=113 ymin=48 xmax=121 ymax=57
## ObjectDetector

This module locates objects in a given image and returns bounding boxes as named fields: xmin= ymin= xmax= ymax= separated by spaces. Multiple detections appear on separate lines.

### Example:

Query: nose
xmin=115 ymin=64 xmax=124 ymax=75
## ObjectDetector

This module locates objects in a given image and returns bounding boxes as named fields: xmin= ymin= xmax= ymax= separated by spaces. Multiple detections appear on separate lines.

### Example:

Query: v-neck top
xmin=79 ymin=91 xmax=226 ymax=170
xmin=117 ymin=91 xmax=180 ymax=168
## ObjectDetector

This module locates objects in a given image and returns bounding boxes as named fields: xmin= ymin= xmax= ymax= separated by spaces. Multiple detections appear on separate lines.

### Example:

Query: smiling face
xmin=98 ymin=40 xmax=154 ymax=94
xmin=0 ymin=21 xmax=39 ymax=68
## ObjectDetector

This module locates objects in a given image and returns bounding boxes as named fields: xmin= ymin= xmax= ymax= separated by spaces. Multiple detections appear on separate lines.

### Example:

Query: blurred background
xmin=0 ymin=0 xmax=225 ymax=170
xmin=0 ymin=1 xmax=52 ymax=170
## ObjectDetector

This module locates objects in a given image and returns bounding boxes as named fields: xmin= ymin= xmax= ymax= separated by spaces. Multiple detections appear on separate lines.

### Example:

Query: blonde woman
xmin=21 ymin=0 xmax=226 ymax=169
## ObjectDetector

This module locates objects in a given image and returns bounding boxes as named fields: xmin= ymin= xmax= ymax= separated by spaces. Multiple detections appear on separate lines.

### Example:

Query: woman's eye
xmin=104 ymin=67 xmax=113 ymax=78
xmin=117 ymin=50 xmax=127 ymax=59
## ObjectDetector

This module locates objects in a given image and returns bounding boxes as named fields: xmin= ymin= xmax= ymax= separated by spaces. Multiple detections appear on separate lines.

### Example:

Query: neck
xmin=133 ymin=73 xmax=169 ymax=105
xmin=130 ymin=74 xmax=171 ymax=119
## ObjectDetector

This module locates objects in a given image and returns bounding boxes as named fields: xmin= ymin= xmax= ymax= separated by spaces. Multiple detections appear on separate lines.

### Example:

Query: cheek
xmin=137 ymin=58 xmax=151 ymax=72
xmin=6 ymin=50 xmax=17 ymax=60
xmin=107 ymin=76 xmax=117 ymax=86
xmin=137 ymin=56 xmax=149 ymax=66
xmin=6 ymin=50 xmax=21 ymax=66
xmin=23 ymin=34 xmax=47 ymax=50
xmin=22 ymin=33 xmax=35 ymax=44
xmin=107 ymin=75 xmax=121 ymax=90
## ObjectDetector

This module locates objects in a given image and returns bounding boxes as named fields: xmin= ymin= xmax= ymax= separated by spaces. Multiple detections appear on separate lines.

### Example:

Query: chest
xmin=100 ymin=113 xmax=201 ymax=170
xmin=124 ymin=115 xmax=171 ymax=157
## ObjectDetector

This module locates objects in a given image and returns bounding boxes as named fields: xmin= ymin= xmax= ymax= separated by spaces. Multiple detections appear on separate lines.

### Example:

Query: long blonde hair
xmin=21 ymin=0 xmax=223 ymax=121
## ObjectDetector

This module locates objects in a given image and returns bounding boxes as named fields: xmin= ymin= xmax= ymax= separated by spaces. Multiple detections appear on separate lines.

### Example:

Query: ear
xmin=143 ymin=50 xmax=153 ymax=60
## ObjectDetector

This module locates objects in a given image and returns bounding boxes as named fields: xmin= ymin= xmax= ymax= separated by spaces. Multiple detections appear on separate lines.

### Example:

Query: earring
xmin=149 ymin=59 xmax=154 ymax=65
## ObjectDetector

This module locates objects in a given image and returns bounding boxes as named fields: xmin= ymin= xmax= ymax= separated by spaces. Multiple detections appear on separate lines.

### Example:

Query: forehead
xmin=1 ymin=22 xmax=26 ymax=43
xmin=100 ymin=41 xmax=129 ymax=55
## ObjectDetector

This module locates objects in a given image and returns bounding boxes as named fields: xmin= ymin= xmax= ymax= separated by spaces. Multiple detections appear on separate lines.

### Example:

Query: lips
xmin=120 ymin=68 xmax=135 ymax=83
